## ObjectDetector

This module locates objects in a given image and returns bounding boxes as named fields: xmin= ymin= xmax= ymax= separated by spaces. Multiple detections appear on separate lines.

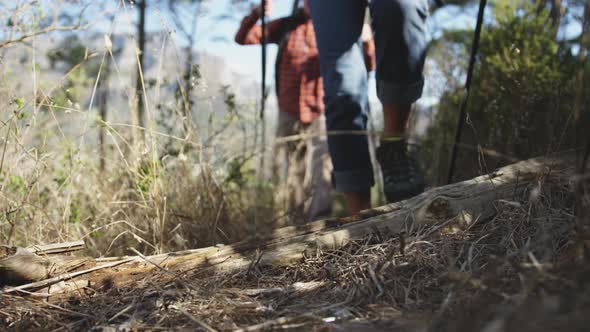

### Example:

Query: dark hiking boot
xmin=376 ymin=139 xmax=425 ymax=203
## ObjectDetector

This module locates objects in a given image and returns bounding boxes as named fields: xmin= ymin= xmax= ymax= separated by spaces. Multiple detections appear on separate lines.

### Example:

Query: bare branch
xmin=0 ymin=2 xmax=93 ymax=49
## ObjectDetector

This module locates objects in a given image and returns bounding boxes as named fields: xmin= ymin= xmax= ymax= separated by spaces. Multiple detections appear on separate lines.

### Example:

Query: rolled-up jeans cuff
xmin=332 ymin=168 xmax=374 ymax=192
xmin=377 ymin=79 xmax=424 ymax=105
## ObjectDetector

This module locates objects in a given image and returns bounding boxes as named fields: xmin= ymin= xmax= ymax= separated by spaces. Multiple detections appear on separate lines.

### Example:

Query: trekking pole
xmin=259 ymin=0 xmax=268 ymax=176
xmin=446 ymin=0 xmax=487 ymax=184
xmin=291 ymin=0 xmax=299 ymax=12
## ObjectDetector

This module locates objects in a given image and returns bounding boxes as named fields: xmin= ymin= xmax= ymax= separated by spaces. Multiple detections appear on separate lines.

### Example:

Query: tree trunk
xmin=181 ymin=1 xmax=201 ymax=140
xmin=182 ymin=45 xmax=193 ymax=137
xmin=135 ymin=0 xmax=147 ymax=131
xmin=98 ymin=54 xmax=111 ymax=171
xmin=536 ymin=0 xmax=562 ymax=36
xmin=574 ymin=1 xmax=589 ymax=131
xmin=549 ymin=0 xmax=562 ymax=29
xmin=574 ymin=1 xmax=590 ymax=234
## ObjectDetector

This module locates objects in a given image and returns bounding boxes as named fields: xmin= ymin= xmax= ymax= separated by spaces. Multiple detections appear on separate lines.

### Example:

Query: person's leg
xmin=370 ymin=0 xmax=428 ymax=116
xmin=272 ymin=112 xmax=291 ymax=186
xmin=288 ymin=120 xmax=308 ymax=222
xmin=308 ymin=0 xmax=372 ymax=215
xmin=274 ymin=112 xmax=302 ymax=222
xmin=370 ymin=0 xmax=429 ymax=202
xmin=382 ymin=103 xmax=411 ymax=137
xmin=304 ymin=114 xmax=333 ymax=221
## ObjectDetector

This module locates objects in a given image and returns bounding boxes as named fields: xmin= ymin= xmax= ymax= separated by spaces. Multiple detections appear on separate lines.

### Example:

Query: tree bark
xmin=549 ymin=0 xmax=562 ymax=28
xmin=574 ymin=1 xmax=590 ymax=242
xmin=180 ymin=1 xmax=201 ymax=139
xmin=536 ymin=0 xmax=563 ymax=36
xmin=168 ymin=1 xmax=202 ymax=143
xmin=98 ymin=54 xmax=112 ymax=171
xmin=135 ymin=0 xmax=147 ymax=131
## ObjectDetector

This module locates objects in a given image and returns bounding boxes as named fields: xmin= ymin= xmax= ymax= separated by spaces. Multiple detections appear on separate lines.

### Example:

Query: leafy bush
xmin=421 ymin=3 xmax=580 ymax=184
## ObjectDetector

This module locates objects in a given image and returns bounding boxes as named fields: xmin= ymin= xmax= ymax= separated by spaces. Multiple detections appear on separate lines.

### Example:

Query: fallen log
xmin=0 ymin=240 xmax=88 ymax=287
xmin=2 ymin=258 xmax=133 ymax=294
xmin=4 ymin=152 xmax=580 ymax=294
xmin=0 ymin=250 xmax=92 ymax=287
xmin=162 ymin=151 xmax=576 ymax=272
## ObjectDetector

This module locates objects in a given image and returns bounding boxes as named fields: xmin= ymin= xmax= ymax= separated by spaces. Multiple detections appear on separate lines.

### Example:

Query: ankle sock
xmin=381 ymin=136 xmax=404 ymax=143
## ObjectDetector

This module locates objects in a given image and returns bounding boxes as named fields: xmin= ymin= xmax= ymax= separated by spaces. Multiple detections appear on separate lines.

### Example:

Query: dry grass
xmin=0 ymin=1 xmax=286 ymax=258
xmin=0 ymin=121 xmax=279 ymax=256
xmin=0 ymin=169 xmax=586 ymax=331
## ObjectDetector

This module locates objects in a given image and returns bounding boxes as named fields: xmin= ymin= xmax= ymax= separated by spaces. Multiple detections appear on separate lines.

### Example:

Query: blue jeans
xmin=309 ymin=0 xmax=428 ymax=192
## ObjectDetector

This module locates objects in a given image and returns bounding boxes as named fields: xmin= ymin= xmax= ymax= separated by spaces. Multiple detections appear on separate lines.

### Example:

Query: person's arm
xmin=361 ymin=23 xmax=376 ymax=72
xmin=234 ymin=9 xmax=284 ymax=45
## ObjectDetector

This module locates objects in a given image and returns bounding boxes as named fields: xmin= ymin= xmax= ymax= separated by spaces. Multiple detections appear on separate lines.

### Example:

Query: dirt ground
xmin=1 ymin=173 xmax=589 ymax=331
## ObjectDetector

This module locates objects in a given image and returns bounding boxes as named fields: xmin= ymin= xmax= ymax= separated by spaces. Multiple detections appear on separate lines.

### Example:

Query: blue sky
xmin=100 ymin=0 xmax=297 ymax=78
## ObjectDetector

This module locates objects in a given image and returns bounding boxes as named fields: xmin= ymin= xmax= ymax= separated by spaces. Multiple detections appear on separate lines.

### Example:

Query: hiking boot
xmin=376 ymin=139 xmax=425 ymax=203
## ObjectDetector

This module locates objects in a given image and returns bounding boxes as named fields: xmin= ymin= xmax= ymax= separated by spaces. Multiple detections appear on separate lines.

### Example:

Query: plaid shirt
xmin=235 ymin=10 xmax=376 ymax=124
